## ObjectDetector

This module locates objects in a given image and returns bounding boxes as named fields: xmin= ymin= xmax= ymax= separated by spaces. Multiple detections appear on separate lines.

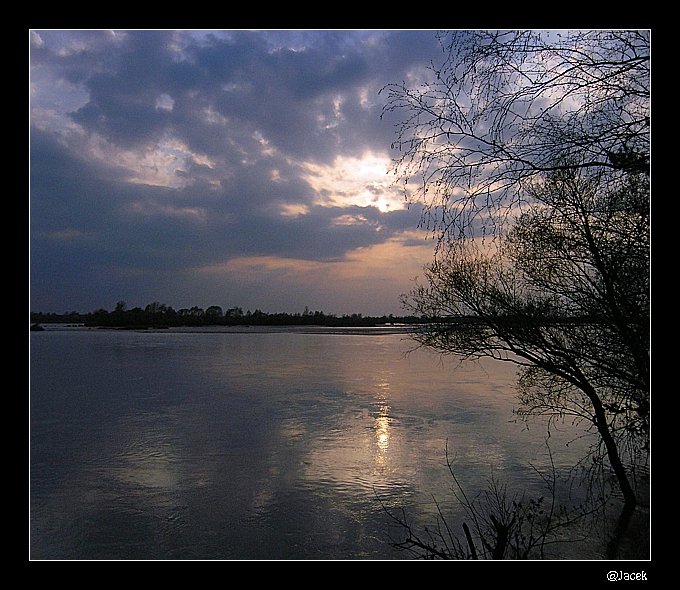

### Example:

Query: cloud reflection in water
xmin=31 ymin=330 xmax=594 ymax=559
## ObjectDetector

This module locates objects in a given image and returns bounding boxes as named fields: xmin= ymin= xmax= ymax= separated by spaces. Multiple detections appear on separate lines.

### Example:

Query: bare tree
xmin=407 ymin=167 xmax=648 ymax=508
xmin=381 ymin=30 xmax=649 ymax=243
xmin=381 ymin=30 xmax=649 ymax=511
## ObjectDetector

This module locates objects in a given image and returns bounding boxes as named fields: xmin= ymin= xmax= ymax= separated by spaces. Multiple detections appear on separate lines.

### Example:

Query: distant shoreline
xmin=30 ymin=323 xmax=420 ymax=336
xmin=30 ymin=306 xmax=431 ymax=331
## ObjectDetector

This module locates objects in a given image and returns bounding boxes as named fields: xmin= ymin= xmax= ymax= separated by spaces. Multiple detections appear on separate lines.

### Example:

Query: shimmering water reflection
xmin=30 ymin=330 xmax=593 ymax=559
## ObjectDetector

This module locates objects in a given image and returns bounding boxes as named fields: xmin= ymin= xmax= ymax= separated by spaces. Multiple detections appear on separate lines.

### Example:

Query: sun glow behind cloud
xmin=302 ymin=152 xmax=405 ymax=213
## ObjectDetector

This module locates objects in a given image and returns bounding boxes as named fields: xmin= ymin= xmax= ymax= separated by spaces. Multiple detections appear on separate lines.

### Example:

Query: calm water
xmin=30 ymin=329 xmax=594 ymax=560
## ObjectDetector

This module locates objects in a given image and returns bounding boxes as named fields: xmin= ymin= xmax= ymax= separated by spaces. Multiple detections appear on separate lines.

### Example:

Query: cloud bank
xmin=30 ymin=29 xmax=441 ymax=315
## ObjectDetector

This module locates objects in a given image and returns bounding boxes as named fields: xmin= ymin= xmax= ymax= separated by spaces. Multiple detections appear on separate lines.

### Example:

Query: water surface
xmin=30 ymin=329 xmax=592 ymax=559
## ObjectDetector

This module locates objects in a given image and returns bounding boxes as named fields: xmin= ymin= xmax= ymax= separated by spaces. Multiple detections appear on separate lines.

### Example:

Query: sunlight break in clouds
xmin=302 ymin=152 xmax=406 ymax=213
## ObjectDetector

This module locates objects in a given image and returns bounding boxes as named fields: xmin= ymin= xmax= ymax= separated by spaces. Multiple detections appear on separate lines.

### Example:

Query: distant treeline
xmin=30 ymin=301 xmax=433 ymax=329
xmin=30 ymin=302 xmax=596 ymax=330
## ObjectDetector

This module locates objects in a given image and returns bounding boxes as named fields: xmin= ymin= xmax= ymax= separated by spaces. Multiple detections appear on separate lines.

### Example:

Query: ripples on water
xmin=30 ymin=329 xmax=595 ymax=559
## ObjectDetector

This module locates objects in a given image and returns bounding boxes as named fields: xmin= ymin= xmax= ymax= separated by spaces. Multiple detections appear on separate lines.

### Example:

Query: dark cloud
xmin=30 ymin=30 xmax=441 ymax=313
xmin=31 ymin=127 xmax=413 ymax=269
xmin=50 ymin=29 xmax=440 ymax=161
xmin=378 ymin=30 xmax=443 ymax=74
xmin=68 ymin=32 xmax=181 ymax=147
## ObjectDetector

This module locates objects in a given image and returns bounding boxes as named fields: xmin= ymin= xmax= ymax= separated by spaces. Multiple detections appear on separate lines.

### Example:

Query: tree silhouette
xmin=381 ymin=30 xmax=648 ymax=244
xmin=383 ymin=30 xmax=649 ymax=510
xmin=205 ymin=305 xmax=224 ymax=322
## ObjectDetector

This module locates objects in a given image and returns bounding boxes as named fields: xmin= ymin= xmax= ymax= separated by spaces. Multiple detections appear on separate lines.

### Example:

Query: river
xmin=30 ymin=328 xmax=597 ymax=559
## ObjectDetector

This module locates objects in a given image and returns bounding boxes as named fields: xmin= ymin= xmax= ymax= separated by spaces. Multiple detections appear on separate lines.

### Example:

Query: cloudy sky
xmin=30 ymin=29 xmax=444 ymax=316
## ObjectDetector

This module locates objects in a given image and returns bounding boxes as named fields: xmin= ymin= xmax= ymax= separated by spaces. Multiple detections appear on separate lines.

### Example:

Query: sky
xmin=30 ymin=29 xmax=444 ymax=316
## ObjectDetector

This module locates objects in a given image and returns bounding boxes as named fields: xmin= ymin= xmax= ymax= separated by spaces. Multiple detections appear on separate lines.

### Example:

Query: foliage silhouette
xmin=382 ymin=30 xmax=649 ymax=513
xmin=30 ymin=305 xmax=430 ymax=329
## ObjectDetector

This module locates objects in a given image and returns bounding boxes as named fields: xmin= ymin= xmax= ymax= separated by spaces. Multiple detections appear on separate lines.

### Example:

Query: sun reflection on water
xmin=375 ymin=414 xmax=390 ymax=452
xmin=374 ymin=377 xmax=392 ymax=465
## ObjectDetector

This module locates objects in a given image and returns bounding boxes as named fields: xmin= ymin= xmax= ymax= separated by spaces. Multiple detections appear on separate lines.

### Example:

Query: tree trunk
xmin=606 ymin=502 xmax=636 ymax=559
xmin=582 ymin=381 xmax=637 ymax=508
